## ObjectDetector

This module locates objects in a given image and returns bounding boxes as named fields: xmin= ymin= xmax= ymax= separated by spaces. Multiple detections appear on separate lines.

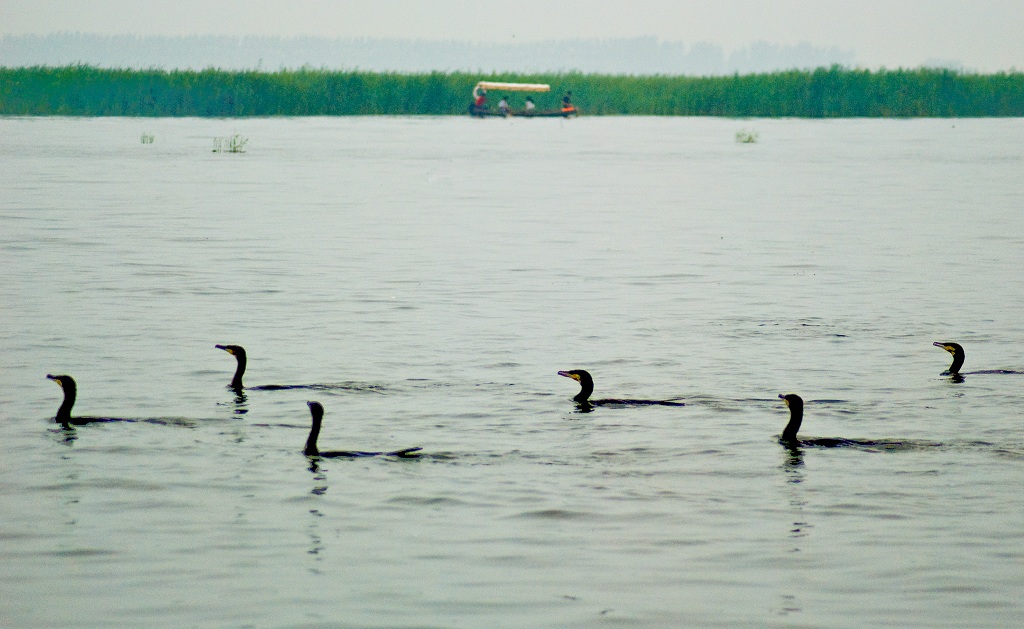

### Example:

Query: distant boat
xmin=468 ymin=81 xmax=577 ymax=118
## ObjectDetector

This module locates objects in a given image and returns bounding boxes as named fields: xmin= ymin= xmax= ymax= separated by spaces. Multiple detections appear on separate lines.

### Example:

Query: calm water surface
xmin=2 ymin=115 xmax=1024 ymax=627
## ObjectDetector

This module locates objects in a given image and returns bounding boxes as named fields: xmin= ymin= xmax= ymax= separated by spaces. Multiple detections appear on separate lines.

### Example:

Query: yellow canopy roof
xmin=473 ymin=82 xmax=551 ymax=98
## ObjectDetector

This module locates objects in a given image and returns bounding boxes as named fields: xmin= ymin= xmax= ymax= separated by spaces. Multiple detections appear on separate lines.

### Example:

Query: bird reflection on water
xmin=306 ymin=508 xmax=325 ymax=565
xmin=780 ymin=448 xmax=812 ymax=545
xmin=216 ymin=389 xmax=249 ymax=416
xmin=777 ymin=435 xmax=811 ymax=619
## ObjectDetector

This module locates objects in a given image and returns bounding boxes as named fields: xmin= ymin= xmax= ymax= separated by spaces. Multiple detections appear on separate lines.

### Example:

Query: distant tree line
xmin=1 ymin=65 xmax=1022 ymax=117
xmin=0 ymin=34 xmax=856 ymax=75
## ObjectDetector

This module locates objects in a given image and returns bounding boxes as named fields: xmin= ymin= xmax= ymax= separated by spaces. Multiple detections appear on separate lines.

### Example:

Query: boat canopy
xmin=473 ymin=82 xmax=551 ymax=98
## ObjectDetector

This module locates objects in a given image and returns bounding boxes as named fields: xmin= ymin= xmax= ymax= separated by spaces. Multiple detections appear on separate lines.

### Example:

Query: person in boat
xmin=524 ymin=97 xmax=536 ymax=113
xmin=469 ymin=88 xmax=487 ymax=115
xmin=498 ymin=95 xmax=509 ymax=115
xmin=561 ymin=91 xmax=576 ymax=113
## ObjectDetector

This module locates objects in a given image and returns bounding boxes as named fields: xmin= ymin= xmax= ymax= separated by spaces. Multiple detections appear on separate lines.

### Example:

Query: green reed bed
xmin=2 ymin=65 xmax=1022 ymax=117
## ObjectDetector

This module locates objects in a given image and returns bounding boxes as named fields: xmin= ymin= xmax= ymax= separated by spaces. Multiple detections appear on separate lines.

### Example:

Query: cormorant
xmin=215 ymin=343 xmax=301 ymax=390
xmin=46 ymin=374 xmax=123 ymax=428
xmin=46 ymin=375 xmax=193 ymax=430
xmin=47 ymin=374 xmax=78 ymax=426
xmin=557 ymin=369 xmax=684 ymax=408
xmin=778 ymin=393 xmax=874 ymax=448
xmin=933 ymin=341 xmax=965 ymax=376
xmin=304 ymin=401 xmax=421 ymax=458
xmin=931 ymin=341 xmax=1022 ymax=378
xmin=215 ymin=344 xmax=376 ymax=392
xmin=215 ymin=344 xmax=248 ymax=390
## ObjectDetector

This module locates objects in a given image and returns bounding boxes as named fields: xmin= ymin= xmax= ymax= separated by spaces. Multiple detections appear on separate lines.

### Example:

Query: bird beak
xmin=779 ymin=394 xmax=789 ymax=406
xmin=557 ymin=371 xmax=579 ymax=381
xmin=47 ymin=374 xmax=62 ymax=387
xmin=216 ymin=345 xmax=234 ymax=355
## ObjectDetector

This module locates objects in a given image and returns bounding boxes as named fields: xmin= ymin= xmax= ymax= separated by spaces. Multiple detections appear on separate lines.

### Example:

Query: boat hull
xmin=468 ymin=105 xmax=576 ymax=118
xmin=513 ymin=109 xmax=577 ymax=118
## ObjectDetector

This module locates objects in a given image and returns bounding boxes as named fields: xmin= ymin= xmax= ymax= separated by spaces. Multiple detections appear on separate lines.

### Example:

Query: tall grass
xmin=1 ymin=64 xmax=1022 ymax=117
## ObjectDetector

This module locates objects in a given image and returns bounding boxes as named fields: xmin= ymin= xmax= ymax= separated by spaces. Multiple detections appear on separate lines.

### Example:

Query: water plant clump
xmin=212 ymin=134 xmax=248 ymax=153
xmin=735 ymin=129 xmax=759 ymax=143
xmin=140 ymin=132 xmax=155 ymax=144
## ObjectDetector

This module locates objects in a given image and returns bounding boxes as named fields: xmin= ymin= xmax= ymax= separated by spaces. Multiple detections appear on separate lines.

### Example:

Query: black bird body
xmin=48 ymin=374 xmax=77 ymax=425
xmin=557 ymin=369 xmax=684 ymax=407
xmin=216 ymin=343 xmax=299 ymax=390
xmin=215 ymin=344 xmax=373 ymax=392
xmin=215 ymin=344 xmax=248 ymax=389
xmin=215 ymin=344 xmax=308 ymax=391
xmin=933 ymin=341 xmax=965 ymax=376
xmin=304 ymin=401 xmax=421 ymax=458
xmin=777 ymin=393 xmax=916 ymax=449
xmin=46 ymin=374 xmax=128 ymax=428
xmin=931 ymin=341 xmax=1022 ymax=378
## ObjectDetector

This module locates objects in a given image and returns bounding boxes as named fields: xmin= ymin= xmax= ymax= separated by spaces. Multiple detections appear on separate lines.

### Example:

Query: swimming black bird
xmin=47 ymin=374 xmax=79 ymax=426
xmin=933 ymin=341 xmax=965 ymax=376
xmin=215 ymin=344 xmax=249 ymax=390
xmin=557 ymin=369 xmax=684 ymax=408
xmin=931 ymin=341 xmax=1022 ymax=379
xmin=304 ymin=401 xmax=421 ymax=458
xmin=778 ymin=393 xmax=877 ymax=448
xmin=779 ymin=394 xmax=945 ymax=451
xmin=215 ymin=344 xmax=378 ymax=392
xmin=46 ymin=374 xmax=126 ymax=428
xmin=215 ymin=344 xmax=301 ymax=391
xmin=47 ymin=374 xmax=195 ymax=430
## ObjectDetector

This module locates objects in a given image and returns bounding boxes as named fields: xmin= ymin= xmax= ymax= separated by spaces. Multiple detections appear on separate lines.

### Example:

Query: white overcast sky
xmin=3 ymin=0 xmax=1023 ymax=71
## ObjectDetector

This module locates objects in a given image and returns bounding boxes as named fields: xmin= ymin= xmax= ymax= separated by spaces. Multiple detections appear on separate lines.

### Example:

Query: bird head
xmin=215 ymin=344 xmax=246 ymax=358
xmin=932 ymin=341 xmax=962 ymax=356
xmin=46 ymin=374 xmax=77 ymax=392
xmin=779 ymin=393 xmax=803 ymax=410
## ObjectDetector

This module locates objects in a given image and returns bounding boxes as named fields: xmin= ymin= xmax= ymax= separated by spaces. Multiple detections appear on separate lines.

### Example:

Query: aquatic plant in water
xmin=212 ymin=134 xmax=248 ymax=153
xmin=735 ymin=129 xmax=759 ymax=143
xmin=140 ymin=132 xmax=155 ymax=144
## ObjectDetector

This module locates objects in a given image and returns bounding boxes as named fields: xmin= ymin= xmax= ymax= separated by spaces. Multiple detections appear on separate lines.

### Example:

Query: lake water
xmin=2 ymin=115 xmax=1024 ymax=628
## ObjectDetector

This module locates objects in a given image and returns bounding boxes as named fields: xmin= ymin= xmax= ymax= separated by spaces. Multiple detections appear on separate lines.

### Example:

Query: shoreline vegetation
xmin=1 ymin=65 xmax=1023 ymax=117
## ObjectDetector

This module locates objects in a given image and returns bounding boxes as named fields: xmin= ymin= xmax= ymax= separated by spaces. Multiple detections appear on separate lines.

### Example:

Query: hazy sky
xmin=3 ymin=0 xmax=1023 ymax=71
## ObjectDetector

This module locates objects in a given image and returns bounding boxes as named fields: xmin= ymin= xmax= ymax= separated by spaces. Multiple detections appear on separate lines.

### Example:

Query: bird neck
xmin=230 ymin=354 xmax=246 ymax=390
xmin=948 ymin=349 xmax=965 ymax=374
xmin=304 ymin=416 xmax=321 ymax=456
xmin=56 ymin=387 xmax=75 ymax=425
xmin=781 ymin=405 xmax=802 ymax=443
xmin=574 ymin=377 xmax=594 ymax=403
